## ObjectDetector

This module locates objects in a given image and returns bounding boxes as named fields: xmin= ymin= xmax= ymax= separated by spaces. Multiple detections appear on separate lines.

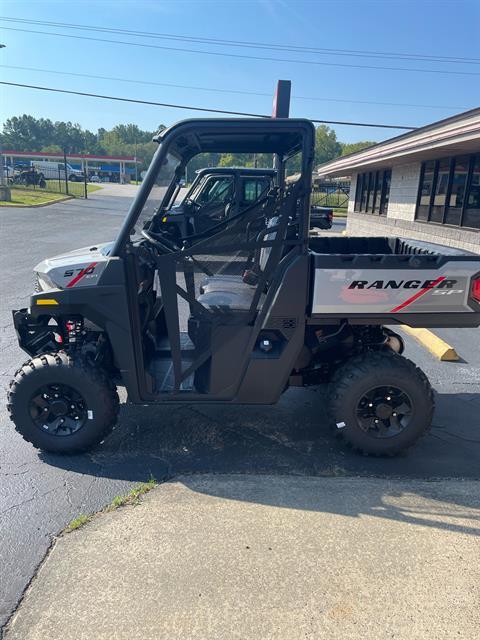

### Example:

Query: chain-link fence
xmin=4 ymin=163 xmax=88 ymax=199
xmin=311 ymin=180 xmax=350 ymax=210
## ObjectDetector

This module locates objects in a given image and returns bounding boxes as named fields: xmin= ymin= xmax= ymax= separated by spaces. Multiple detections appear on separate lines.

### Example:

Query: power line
xmin=0 ymin=64 xmax=470 ymax=111
xmin=0 ymin=81 xmax=418 ymax=130
xmin=2 ymin=16 xmax=480 ymax=65
xmin=0 ymin=81 xmax=268 ymax=118
xmin=2 ymin=25 xmax=480 ymax=78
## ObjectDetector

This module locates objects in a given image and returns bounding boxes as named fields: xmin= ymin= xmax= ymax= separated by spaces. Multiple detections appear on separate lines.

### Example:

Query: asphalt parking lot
xmin=0 ymin=184 xmax=479 ymax=630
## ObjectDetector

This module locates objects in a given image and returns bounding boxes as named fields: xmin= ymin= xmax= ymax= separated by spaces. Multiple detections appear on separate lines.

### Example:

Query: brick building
xmin=317 ymin=107 xmax=480 ymax=254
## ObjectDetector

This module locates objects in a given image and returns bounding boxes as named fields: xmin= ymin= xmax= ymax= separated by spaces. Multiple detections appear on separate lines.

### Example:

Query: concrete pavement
xmin=5 ymin=475 xmax=480 ymax=640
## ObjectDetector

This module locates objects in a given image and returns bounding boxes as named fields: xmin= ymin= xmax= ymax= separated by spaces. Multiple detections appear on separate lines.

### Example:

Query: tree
xmin=1 ymin=115 xmax=55 ymax=151
xmin=41 ymin=144 xmax=63 ymax=154
xmin=341 ymin=141 xmax=376 ymax=156
xmin=112 ymin=124 xmax=151 ymax=145
xmin=0 ymin=114 xmax=372 ymax=175
xmin=314 ymin=125 xmax=341 ymax=166
xmin=53 ymin=121 xmax=85 ymax=153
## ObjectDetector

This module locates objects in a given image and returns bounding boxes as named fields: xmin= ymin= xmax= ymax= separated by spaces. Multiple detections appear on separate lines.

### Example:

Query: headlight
xmin=35 ymin=272 xmax=56 ymax=291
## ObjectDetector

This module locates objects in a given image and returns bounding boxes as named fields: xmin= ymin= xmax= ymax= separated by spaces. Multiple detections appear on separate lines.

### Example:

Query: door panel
xmin=152 ymin=181 xmax=305 ymax=399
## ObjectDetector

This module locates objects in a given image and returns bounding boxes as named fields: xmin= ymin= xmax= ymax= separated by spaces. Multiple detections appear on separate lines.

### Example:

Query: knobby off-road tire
xmin=7 ymin=352 xmax=119 ymax=454
xmin=329 ymin=351 xmax=434 ymax=456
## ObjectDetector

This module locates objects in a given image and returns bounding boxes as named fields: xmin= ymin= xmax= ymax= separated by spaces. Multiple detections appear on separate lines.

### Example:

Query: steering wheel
xmin=141 ymin=228 xmax=182 ymax=253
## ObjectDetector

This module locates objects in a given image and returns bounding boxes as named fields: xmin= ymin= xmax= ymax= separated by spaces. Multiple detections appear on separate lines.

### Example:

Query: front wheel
xmin=7 ymin=353 xmax=119 ymax=454
xmin=329 ymin=351 xmax=434 ymax=456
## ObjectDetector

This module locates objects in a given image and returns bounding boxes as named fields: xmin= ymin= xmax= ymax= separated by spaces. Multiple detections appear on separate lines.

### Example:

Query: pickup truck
xmin=7 ymin=117 xmax=480 ymax=459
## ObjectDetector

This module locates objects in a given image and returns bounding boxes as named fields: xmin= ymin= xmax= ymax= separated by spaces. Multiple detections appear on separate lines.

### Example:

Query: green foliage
xmin=65 ymin=514 xmax=91 ymax=532
xmin=1 ymin=115 xmax=371 ymax=175
xmin=0 ymin=115 xmax=166 ymax=172
xmin=340 ymin=140 xmax=376 ymax=156
xmin=106 ymin=478 xmax=157 ymax=510
xmin=314 ymin=125 xmax=342 ymax=166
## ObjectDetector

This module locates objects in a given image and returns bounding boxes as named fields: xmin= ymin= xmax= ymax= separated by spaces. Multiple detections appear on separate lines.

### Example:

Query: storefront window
xmin=463 ymin=156 xmax=480 ymax=229
xmin=430 ymin=159 xmax=450 ymax=223
xmin=416 ymin=161 xmax=435 ymax=221
xmin=445 ymin=156 xmax=468 ymax=226
xmin=416 ymin=153 xmax=480 ymax=230
xmin=354 ymin=169 xmax=391 ymax=215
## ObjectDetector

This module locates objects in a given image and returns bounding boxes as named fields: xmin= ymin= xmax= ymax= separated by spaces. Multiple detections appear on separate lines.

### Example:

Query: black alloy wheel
xmin=29 ymin=383 xmax=88 ymax=437
xmin=355 ymin=385 xmax=413 ymax=438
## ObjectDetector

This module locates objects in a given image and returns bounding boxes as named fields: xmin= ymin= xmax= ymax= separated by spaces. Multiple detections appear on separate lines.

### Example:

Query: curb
xmin=0 ymin=196 xmax=74 ymax=209
xmin=400 ymin=325 xmax=460 ymax=361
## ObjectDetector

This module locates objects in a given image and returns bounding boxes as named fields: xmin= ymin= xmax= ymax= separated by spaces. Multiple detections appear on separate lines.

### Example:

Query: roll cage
xmin=111 ymin=118 xmax=315 ymax=257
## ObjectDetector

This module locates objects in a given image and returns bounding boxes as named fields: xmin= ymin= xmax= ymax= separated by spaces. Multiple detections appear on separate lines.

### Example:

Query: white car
xmin=89 ymin=175 xmax=101 ymax=183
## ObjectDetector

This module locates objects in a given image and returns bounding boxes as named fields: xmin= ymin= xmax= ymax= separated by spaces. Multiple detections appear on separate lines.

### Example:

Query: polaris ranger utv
xmin=8 ymin=118 xmax=480 ymax=456
xmin=159 ymin=166 xmax=331 ymax=241
xmin=160 ymin=166 xmax=276 ymax=240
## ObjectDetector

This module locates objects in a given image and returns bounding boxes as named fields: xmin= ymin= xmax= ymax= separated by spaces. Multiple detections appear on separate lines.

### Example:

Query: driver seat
xmin=195 ymin=214 xmax=281 ymax=313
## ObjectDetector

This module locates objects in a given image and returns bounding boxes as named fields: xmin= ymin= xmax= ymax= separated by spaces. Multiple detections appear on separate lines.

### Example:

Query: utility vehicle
xmin=8 ymin=118 xmax=480 ymax=456
xmin=160 ymin=166 xmax=332 ymax=242
xmin=160 ymin=166 xmax=276 ymax=240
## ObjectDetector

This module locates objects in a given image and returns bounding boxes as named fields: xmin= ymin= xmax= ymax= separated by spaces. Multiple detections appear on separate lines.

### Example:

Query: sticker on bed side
xmin=87 ymin=410 xmax=94 ymax=420
xmin=336 ymin=421 xmax=346 ymax=429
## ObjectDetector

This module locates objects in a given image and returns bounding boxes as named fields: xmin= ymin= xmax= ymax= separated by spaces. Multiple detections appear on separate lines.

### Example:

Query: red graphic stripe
xmin=390 ymin=276 xmax=445 ymax=313
xmin=66 ymin=262 xmax=97 ymax=288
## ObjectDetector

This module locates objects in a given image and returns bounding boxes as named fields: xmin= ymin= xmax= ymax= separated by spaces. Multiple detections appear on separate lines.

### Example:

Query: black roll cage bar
xmin=111 ymin=118 xmax=315 ymax=257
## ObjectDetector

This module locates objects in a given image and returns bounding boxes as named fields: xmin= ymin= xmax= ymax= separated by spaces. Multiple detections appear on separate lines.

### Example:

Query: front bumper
xmin=13 ymin=309 xmax=60 ymax=356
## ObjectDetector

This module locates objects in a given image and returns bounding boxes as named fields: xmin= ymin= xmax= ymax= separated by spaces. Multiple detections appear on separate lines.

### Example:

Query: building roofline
xmin=317 ymin=106 xmax=480 ymax=175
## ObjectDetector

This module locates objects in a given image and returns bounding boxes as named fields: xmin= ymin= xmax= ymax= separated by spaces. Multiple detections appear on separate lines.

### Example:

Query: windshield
xmin=191 ymin=175 xmax=234 ymax=205
xmin=133 ymin=146 xmax=182 ymax=238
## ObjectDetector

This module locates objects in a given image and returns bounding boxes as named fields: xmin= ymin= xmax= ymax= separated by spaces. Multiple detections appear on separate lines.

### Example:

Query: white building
xmin=317 ymin=107 xmax=480 ymax=254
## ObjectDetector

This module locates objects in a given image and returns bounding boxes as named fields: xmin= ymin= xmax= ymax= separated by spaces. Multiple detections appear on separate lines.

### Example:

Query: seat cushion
xmin=197 ymin=285 xmax=260 ymax=312
xmin=200 ymin=274 xmax=252 ymax=295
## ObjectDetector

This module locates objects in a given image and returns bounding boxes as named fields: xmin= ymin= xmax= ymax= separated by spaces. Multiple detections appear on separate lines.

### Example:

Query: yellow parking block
xmin=401 ymin=325 xmax=460 ymax=362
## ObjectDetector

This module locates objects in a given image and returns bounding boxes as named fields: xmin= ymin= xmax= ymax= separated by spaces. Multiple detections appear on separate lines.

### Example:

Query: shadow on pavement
xmin=41 ymin=387 xmax=480 ymax=478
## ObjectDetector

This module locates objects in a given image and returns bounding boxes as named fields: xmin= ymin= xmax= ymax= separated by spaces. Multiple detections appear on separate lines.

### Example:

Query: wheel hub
xmin=29 ymin=383 xmax=87 ymax=437
xmin=356 ymin=386 xmax=413 ymax=439
xmin=50 ymin=399 xmax=69 ymax=417
xmin=375 ymin=402 xmax=393 ymax=420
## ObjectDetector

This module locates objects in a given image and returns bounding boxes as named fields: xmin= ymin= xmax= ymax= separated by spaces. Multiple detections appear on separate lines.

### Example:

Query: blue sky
xmin=1 ymin=0 xmax=479 ymax=143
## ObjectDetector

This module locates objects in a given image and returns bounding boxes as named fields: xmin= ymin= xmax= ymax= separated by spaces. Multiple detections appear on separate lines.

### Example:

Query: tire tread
xmin=7 ymin=352 xmax=119 ymax=453
xmin=328 ymin=351 xmax=434 ymax=456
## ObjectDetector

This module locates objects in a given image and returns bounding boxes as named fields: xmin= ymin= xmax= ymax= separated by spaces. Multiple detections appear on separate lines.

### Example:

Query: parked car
xmin=310 ymin=205 xmax=334 ymax=230
xmin=89 ymin=175 xmax=101 ymax=183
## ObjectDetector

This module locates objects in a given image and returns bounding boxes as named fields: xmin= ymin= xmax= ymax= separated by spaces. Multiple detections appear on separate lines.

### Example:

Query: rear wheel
xmin=7 ymin=353 xmax=119 ymax=454
xmin=329 ymin=351 xmax=434 ymax=456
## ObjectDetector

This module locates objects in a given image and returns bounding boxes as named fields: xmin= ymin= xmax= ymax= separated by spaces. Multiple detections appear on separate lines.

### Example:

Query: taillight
xmin=472 ymin=278 xmax=480 ymax=303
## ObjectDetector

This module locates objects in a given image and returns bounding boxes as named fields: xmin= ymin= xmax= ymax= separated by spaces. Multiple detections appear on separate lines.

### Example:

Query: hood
xmin=164 ymin=203 xmax=187 ymax=218
xmin=34 ymin=241 xmax=114 ymax=291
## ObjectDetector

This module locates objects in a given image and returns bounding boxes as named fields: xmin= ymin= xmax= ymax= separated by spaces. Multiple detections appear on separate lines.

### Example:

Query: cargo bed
xmin=309 ymin=236 xmax=480 ymax=327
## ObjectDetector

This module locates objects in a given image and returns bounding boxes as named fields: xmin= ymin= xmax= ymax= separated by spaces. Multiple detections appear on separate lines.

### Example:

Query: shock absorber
xmin=64 ymin=317 xmax=84 ymax=351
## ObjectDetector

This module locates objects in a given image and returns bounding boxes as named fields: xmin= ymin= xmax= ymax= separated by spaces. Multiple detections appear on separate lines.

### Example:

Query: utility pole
xmin=271 ymin=80 xmax=291 ymax=187
xmin=134 ymin=137 xmax=138 ymax=183
xmin=0 ymin=43 xmax=10 ymax=201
